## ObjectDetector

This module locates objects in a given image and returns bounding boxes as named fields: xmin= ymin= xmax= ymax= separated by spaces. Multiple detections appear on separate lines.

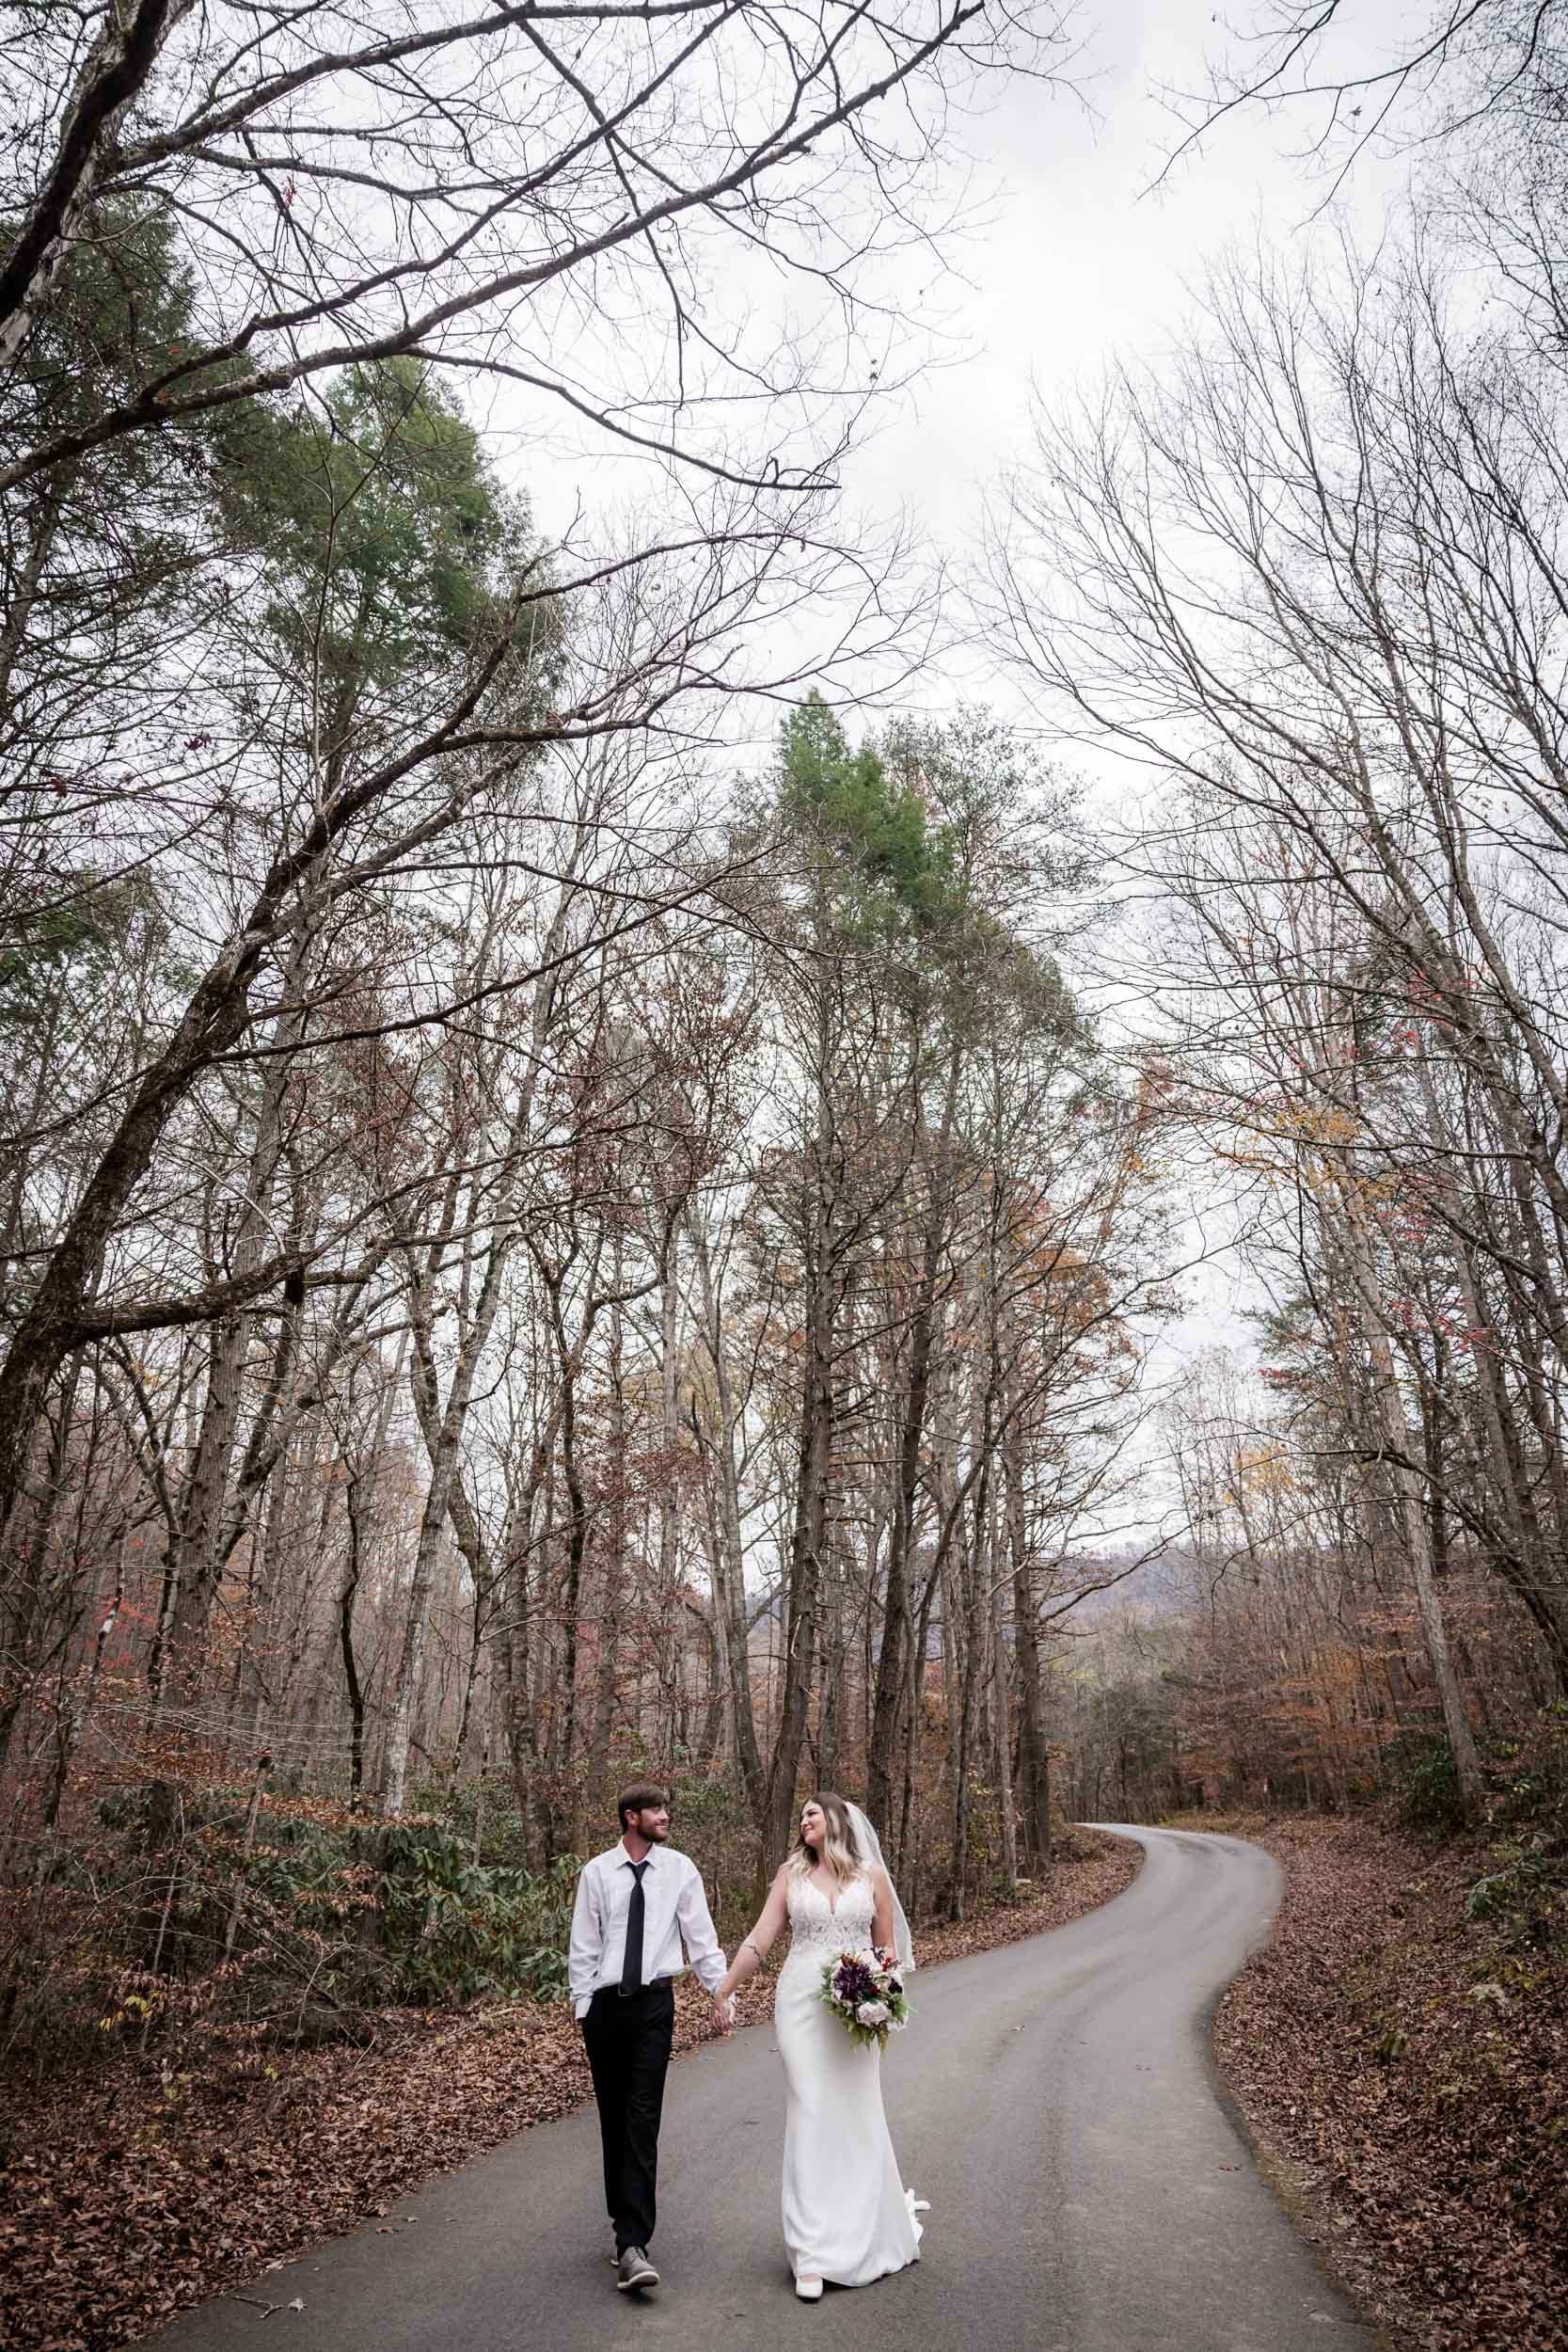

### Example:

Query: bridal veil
xmin=844 ymin=1802 xmax=915 ymax=1972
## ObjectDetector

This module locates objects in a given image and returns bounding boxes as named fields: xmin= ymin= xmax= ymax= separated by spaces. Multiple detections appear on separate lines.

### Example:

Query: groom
xmin=567 ymin=1784 xmax=733 ymax=2292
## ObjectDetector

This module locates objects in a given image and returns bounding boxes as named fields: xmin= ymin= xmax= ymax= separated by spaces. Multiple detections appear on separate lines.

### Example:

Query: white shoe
xmin=795 ymin=2277 xmax=824 ymax=2302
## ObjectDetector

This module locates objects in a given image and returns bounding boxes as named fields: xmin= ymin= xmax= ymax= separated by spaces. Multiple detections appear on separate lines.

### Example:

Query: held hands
xmin=711 ymin=1991 xmax=737 ymax=2036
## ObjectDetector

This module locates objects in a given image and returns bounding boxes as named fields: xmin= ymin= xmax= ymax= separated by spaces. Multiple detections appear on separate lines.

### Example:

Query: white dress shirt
xmin=567 ymin=1839 xmax=727 ymax=2019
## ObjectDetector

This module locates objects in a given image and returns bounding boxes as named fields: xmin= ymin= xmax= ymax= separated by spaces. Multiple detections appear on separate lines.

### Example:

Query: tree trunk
xmin=765 ymin=1274 xmax=831 ymax=1867
xmin=1005 ymin=1402 xmax=1052 ymax=1868
xmin=690 ymin=1216 xmax=765 ymax=1817
xmin=866 ymin=1042 xmax=960 ymax=1829
xmin=1338 ymin=1198 xmax=1482 ymax=1813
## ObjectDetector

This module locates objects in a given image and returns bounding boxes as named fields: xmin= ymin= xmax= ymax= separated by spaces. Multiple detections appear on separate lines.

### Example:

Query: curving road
xmin=150 ymin=1827 xmax=1376 ymax=2352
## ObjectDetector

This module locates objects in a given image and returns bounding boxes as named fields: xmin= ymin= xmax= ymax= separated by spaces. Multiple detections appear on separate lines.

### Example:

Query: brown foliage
xmin=1213 ymin=1817 xmax=1568 ymax=2352
xmin=0 ymin=1833 xmax=1136 ymax=2351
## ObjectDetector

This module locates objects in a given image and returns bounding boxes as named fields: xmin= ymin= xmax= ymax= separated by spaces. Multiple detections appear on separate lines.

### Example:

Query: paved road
xmin=150 ymin=1827 xmax=1375 ymax=2352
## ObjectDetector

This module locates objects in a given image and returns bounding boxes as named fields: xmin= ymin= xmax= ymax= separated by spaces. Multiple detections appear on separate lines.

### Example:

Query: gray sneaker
xmin=616 ymin=2247 xmax=659 ymax=2292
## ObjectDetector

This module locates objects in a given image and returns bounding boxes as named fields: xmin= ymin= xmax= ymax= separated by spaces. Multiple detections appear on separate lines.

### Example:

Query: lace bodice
xmin=785 ymin=1871 xmax=877 ymax=1961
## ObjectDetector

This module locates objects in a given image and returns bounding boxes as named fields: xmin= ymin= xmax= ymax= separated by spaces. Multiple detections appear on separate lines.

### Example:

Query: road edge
xmin=1183 ymin=1828 xmax=1411 ymax=2352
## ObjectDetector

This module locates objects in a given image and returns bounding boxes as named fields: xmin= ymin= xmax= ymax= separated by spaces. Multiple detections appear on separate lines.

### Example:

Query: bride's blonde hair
xmin=786 ymin=1790 xmax=863 ymax=1886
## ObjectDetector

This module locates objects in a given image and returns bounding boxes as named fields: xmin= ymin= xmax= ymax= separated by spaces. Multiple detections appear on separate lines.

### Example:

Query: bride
xmin=715 ymin=1792 xmax=924 ymax=2301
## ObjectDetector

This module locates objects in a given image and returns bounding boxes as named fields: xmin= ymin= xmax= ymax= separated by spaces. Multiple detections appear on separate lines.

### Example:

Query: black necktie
xmin=619 ymin=1861 xmax=649 ymax=1996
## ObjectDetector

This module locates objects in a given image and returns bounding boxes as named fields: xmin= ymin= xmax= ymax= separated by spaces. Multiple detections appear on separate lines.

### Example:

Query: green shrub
xmin=1383 ymin=1728 xmax=1471 ymax=1832
xmin=421 ymin=1780 xmax=534 ymax=1872
xmin=206 ymin=1806 xmax=578 ymax=2012
xmin=1487 ymin=1702 xmax=1568 ymax=1849
xmin=1465 ymin=1836 xmax=1561 ymax=1947
xmin=372 ymin=1821 xmax=576 ymax=2004
xmin=1450 ymin=1707 xmax=1568 ymax=1950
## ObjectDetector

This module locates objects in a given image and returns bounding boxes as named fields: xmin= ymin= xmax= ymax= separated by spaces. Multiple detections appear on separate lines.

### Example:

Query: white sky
xmin=513 ymin=1 xmax=1411 ymax=698
xmin=508 ymin=2 xmax=1427 ymax=1516
xmin=846 ymin=0 xmax=1410 ymax=702
xmin=844 ymin=2 xmax=1412 ymax=1404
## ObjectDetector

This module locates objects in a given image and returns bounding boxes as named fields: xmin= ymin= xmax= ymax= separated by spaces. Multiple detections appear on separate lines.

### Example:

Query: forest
xmin=3 ymin=0 xmax=1566 ymax=2090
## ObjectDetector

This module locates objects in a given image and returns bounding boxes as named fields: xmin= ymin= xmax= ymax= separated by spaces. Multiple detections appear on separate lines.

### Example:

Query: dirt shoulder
xmin=1207 ymin=1814 xmax=1566 ymax=2352
xmin=1 ymin=1829 xmax=1138 ymax=2352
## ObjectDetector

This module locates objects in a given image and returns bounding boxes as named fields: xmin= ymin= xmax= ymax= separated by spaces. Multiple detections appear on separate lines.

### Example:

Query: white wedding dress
xmin=775 ymin=1870 xmax=924 ymax=2288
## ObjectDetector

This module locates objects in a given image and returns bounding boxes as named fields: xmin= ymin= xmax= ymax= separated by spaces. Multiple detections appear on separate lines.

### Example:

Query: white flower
xmin=856 ymin=1999 xmax=890 ymax=2028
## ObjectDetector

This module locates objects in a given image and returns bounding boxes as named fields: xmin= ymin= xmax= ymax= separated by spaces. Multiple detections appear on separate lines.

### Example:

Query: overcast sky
xmin=512 ymin=2 xmax=1423 ymax=1511
xmin=514 ymin=3 xmax=1409 ymax=644
xmin=812 ymin=0 xmax=1406 ymax=1481
xmin=858 ymin=4 xmax=1417 ymax=1404
xmin=849 ymin=0 xmax=1410 ymax=694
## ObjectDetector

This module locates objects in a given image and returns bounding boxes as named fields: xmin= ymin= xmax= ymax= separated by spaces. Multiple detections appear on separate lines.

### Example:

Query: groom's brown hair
xmin=617 ymin=1782 xmax=668 ymax=1832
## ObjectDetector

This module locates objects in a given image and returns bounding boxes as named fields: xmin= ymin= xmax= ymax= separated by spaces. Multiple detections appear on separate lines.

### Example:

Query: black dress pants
xmin=581 ymin=1981 xmax=675 ymax=2252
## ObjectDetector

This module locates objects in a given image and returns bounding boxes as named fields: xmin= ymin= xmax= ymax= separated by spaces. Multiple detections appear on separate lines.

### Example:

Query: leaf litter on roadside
xmin=1212 ymin=1816 xmax=1566 ymax=2352
xmin=1 ymin=1832 xmax=1138 ymax=2351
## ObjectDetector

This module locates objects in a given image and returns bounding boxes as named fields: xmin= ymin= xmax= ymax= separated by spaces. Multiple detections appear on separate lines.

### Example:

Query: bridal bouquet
xmin=817 ymin=1946 xmax=911 ymax=2051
